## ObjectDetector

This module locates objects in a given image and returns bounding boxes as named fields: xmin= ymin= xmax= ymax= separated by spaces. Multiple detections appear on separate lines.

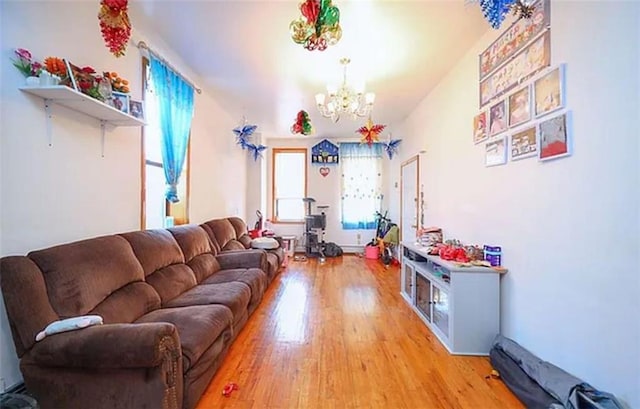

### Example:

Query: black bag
xmin=324 ymin=242 xmax=343 ymax=257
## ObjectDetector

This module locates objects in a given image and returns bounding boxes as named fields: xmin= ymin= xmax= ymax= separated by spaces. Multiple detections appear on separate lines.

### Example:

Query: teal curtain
xmin=340 ymin=143 xmax=383 ymax=230
xmin=150 ymin=56 xmax=195 ymax=203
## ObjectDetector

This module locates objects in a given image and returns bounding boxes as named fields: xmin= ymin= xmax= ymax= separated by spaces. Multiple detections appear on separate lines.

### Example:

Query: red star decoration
xmin=356 ymin=118 xmax=386 ymax=146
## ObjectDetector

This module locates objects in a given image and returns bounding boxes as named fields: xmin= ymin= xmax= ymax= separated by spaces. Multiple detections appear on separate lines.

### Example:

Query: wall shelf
xmin=20 ymin=85 xmax=144 ymax=127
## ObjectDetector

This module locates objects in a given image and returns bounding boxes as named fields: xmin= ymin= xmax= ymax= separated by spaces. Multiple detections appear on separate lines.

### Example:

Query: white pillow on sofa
xmin=35 ymin=315 xmax=103 ymax=341
xmin=251 ymin=237 xmax=280 ymax=250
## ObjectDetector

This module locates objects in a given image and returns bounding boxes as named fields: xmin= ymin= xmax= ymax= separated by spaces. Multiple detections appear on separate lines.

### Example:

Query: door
xmin=400 ymin=156 xmax=419 ymax=243
xmin=401 ymin=258 xmax=415 ymax=301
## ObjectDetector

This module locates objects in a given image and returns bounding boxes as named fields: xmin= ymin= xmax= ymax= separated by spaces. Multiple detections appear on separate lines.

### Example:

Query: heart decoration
xmin=319 ymin=167 xmax=330 ymax=177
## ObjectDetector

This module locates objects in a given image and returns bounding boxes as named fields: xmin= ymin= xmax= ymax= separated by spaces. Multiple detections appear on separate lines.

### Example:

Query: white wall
xmin=391 ymin=2 xmax=640 ymax=406
xmin=0 ymin=1 xmax=244 ymax=391
xmin=266 ymin=137 xmax=390 ymax=250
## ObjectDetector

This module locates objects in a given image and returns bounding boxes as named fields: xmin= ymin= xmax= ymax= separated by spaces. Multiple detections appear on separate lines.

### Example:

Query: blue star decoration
xmin=233 ymin=123 xmax=257 ymax=150
xmin=246 ymin=143 xmax=267 ymax=161
xmin=383 ymin=138 xmax=402 ymax=159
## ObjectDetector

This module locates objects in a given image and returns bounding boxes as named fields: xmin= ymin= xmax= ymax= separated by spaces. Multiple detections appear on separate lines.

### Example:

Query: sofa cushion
xmin=251 ymin=237 xmax=280 ymax=250
xmin=119 ymin=230 xmax=184 ymax=276
xmin=146 ymin=264 xmax=197 ymax=305
xmin=28 ymin=235 xmax=145 ymax=318
xmin=168 ymin=225 xmax=212 ymax=262
xmin=228 ymin=217 xmax=252 ymax=250
xmin=163 ymin=282 xmax=251 ymax=322
xmin=187 ymin=254 xmax=221 ymax=284
xmin=135 ymin=305 xmax=232 ymax=373
xmin=90 ymin=282 xmax=161 ymax=324
xmin=201 ymin=268 xmax=268 ymax=309
xmin=202 ymin=219 xmax=245 ymax=252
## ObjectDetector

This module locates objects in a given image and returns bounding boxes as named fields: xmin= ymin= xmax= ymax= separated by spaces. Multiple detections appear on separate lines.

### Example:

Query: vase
xmin=25 ymin=76 xmax=39 ymax=86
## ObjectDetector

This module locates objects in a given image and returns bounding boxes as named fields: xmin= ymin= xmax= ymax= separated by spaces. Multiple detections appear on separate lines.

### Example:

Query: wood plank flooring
xmin=196 ymin=255 xmax=523 ymax=409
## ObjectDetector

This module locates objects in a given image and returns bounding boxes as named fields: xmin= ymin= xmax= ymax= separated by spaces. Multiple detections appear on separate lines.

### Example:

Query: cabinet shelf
xmin=20 ymin=85 xmax=144 ymax=127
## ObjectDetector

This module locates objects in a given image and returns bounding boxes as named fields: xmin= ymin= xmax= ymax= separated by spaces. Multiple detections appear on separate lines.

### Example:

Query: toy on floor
xmin=222 ymin=382 xmax=239 ymax=397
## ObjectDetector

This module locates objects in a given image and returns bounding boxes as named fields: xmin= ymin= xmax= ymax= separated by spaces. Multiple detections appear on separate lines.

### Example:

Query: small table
xmin=280 ymin=235 xmax=297 ymax=257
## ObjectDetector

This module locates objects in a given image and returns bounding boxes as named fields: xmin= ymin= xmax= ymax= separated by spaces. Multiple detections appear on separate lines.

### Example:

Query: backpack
xmin=324 ymin=242 xmax=343 ymax=257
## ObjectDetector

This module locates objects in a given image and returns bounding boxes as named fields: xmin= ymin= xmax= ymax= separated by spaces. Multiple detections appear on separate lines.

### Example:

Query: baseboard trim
xmin=293 ymin=245 xmax=365 ymax=254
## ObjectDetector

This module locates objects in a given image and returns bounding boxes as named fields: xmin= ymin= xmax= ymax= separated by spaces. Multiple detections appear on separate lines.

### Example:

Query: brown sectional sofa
xmin=0 ymin=217 xmax=282 ymax=409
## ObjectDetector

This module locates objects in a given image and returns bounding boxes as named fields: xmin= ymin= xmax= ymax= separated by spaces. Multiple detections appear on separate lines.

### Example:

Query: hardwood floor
xmin=196 ymin=255 xmax=523 ymax=409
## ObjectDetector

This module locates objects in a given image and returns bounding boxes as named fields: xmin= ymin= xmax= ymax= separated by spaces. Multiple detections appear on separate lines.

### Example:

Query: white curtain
xmin=340 ymin=143 xmax=383 ymax=230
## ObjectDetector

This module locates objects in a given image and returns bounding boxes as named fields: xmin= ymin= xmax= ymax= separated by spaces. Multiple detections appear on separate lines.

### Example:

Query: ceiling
xmin=130 ymin=1 xmax=490 ymax=139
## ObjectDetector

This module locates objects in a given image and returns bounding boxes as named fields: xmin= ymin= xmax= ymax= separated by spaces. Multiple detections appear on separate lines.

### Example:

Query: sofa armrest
xmin=27 ymin=322 xmax=181 ymax=369
xmin=216 ymin=249 xmax=267 ymax=272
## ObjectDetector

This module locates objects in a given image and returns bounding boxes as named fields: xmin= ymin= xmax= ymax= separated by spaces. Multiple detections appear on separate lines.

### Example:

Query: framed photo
xmin=509 ymin=126 xmax=538 ymax=161
xmin=473 ymin=111 xmax=488 ymax=144
xmin=539 ymin=112 xmax=570 ymax=161
xmin=534 ymin=65 xmax=566 ymax=117
xmin=485 ymin=136 xmax=507 ymax=167
xmin=508 ymin=85 xmax=531 ymax=127
xmin=60 ymin=59 xmax=79 ymax=91
xmin=489 ymin=100 xmax=507 ymax=136
xmin=480 ymin=31 xmax=550 ymax=108
xmin=129 ymin=100 xmax=144 ymax=119
xmin=111 ymin=92 xmax=130 ymax=114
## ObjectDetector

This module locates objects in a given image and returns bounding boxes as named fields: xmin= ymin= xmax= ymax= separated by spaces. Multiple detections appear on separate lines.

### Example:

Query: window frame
xmin=271 ymin=147 xmax=308 ymax=224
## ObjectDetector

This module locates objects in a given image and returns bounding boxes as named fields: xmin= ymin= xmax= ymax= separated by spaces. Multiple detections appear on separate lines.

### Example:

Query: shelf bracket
xmin=100 ymin=120 xmax=106 ymax=158
xmin=44 ymin=99 xmax=53 ymax=147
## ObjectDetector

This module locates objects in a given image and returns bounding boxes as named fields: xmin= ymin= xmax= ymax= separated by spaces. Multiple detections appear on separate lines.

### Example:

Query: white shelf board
xmin=20 ymin=85 xmax=144 ymax=127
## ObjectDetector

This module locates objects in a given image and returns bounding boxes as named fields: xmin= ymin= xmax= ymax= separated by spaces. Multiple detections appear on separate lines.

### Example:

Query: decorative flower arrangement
xmin=98 ymin=0 xmax=131 ymax=57
xmin=12 ymin=48 xmax=43 ymax=77
xmin=43 ymin=57 xmax=67 ymax=78
xmin=104 ymin=72 xmax=130 ymax=93
xmin=290 ymin=0 xmax=342 ymax=51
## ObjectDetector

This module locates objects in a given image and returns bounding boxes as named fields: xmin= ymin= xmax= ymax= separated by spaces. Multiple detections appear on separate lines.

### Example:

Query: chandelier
xmin=315 ymin=57 xmax=375 ymax=122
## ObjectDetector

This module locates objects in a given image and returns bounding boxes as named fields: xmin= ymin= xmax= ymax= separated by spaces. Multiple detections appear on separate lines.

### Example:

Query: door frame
xmin=400 ymin=155 xmax=420 ymax=243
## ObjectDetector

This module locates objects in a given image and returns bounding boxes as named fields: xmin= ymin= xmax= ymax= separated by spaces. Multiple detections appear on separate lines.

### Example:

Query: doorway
xmin=400 ymin=155 xmax=419 ymax=243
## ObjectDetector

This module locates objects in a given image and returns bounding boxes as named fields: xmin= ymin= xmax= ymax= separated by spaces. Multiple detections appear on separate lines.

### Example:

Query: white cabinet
xmin=400 ymin=241 xmax=504 ymax=356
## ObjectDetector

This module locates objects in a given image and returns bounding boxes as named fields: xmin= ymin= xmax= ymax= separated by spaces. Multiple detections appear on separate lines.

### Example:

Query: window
xmin=340 ymin=143 xmax=383 ymax=229
xmin=272 ymin=148 xmax=307 ymax=222
xmin=141 ymin=58 xmax=190 ymax=229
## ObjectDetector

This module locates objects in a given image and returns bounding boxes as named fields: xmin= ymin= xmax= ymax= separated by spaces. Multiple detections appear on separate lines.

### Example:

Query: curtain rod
xmin=136 ymin=41 xmax=203 ymax=94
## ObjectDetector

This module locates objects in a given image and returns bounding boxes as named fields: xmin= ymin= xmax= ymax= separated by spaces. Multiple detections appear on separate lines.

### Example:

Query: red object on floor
xmin=365 ymin=245 xmax=379 ymax=260
xmin=222 ymin=382 xmax=239 ymax=397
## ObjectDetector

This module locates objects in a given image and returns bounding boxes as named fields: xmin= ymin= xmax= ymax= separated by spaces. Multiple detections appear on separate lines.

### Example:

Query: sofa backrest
xmin=228 ymin=217 xmax=253 ymax=249
xmin=0 ymin=235 xmax=160 ymax=356
xmin=168 ymin=225 xmax=221 ymax=283
xmin=201 ymin=218 xmax=248 ymax=252
xmin=119 ymin=229 xmax=197 ymax=305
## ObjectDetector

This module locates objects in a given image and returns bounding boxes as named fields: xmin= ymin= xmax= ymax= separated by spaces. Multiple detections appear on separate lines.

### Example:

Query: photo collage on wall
xmin=473 ymin=0 xmax=572 ymax=166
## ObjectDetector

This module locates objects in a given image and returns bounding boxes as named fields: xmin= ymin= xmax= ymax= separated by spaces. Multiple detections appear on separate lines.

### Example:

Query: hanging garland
xmin=291 ymin=110 xmax=314 ymax=135
xmin=98 ymin=0 xmax=131 ymax=57
xmin=290 ymin=0 xmax=342 ymax=51
xmin=356 ymin=117 xmax=386 ymax=147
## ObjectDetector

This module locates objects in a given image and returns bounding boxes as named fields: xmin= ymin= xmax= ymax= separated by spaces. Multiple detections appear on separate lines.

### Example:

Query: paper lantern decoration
xmin=232 ymin=123 xmax=257 ymax=150
xmin=291 ymin=110 xmax=314 ymax=135
xmin=290 ymin=0 xmax=342 ymax=51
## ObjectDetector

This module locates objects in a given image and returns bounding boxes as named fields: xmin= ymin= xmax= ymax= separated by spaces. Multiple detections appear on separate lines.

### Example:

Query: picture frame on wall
xmin=539 ymin=112 xmax=570 ymax=161
xmin=534 ymin=64 xmax=566 ymax=118
xmin=509 ymin=125 xmax=538 ymax=161
xmin=479 ymin=31 xmax=551 ymax=108
xmin=479 ymin=0 xmax=550 ymax=81
xmin=489 ymin=100 xmax=507 ymax=136
xmin=508 ymin=85 xmax=531 ymax=128
xmin=473 ymin=111 xmax=488 ymax=144
xmin=485 ymin=136 xmax=507 ymax=167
